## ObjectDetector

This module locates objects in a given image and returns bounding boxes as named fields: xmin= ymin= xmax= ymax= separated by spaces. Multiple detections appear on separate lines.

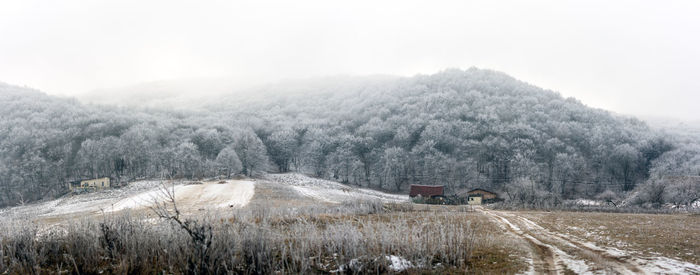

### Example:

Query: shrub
xmin=0 ymin=201 xmax=487 ymax=274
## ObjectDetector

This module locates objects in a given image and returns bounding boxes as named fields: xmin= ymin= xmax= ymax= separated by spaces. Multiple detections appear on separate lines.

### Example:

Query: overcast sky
xmin=1 ymin=0 xmax=699 ymax=119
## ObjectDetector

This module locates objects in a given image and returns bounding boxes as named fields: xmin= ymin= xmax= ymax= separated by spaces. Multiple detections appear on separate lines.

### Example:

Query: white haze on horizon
xmin=1 ymin=0 xmax=699 ymax=120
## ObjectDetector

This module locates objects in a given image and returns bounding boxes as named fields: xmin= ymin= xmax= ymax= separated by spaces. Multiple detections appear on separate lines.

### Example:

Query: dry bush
xmin=0 ymin=200 xmax=523 ymax=274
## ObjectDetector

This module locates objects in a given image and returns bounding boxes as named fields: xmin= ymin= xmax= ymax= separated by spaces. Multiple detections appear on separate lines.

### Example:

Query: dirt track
xmin=479 ymin=207 xmax=700 ymax=274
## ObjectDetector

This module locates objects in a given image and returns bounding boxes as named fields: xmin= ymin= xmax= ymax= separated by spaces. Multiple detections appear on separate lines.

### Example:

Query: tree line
xmin=1 ymin=68 xmax=697 ymax=207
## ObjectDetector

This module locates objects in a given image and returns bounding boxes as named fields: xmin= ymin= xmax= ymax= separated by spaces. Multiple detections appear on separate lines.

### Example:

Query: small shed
xmin=466 ymin=188 xmax=499 ymax=205
xmin=69 ymin=177 xmax=111 ymax=191
xmin=409 ymin=185 xmax=444 ymax=198
xmin=468 ymin=196 xmax=482 ymax=205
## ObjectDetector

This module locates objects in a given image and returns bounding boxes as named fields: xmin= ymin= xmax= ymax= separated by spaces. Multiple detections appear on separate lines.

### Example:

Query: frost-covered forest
xmin=1 ymin=68 xmax=698 ymax=207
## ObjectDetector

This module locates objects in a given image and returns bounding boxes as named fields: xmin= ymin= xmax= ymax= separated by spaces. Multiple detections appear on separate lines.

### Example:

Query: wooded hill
xmin=1 ymin=68 xmax=697 ymax=207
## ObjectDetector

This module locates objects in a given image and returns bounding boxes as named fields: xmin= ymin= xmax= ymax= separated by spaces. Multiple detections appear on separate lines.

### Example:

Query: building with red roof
xmin=409 ymin=185 xmax=444 ymax=198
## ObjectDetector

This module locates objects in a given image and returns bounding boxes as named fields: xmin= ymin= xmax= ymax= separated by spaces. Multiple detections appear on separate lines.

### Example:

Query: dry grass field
xmin=479 ymin=208 xmax=700 ymax=274
xmin=0 ymin=202 xmax=531 ymax=274
xmin=242 ymin=179 xmax=533 ymax=274
xmin=0 ymin=178 xmax=531 ymax=274
xmin=1 ymin=176 xmax=697 ymax=274
xmin=520 ymin=211 xmax=700 ymax=265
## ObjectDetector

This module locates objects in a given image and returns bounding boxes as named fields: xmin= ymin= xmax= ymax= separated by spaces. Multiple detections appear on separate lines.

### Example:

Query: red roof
xmin=409 ymin=185 xmax=444 ymax=197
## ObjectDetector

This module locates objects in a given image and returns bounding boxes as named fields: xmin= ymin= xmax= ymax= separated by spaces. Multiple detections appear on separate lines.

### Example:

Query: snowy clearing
xmin=265 ymin=173 xmax=409 ymax=203
xmin=0 ymin=179 xmax=255 ymax=224
xmin=0 ymin=180 xmax=163 ymax=221
xmin=110 ymin=180 xmax=255 ymax=212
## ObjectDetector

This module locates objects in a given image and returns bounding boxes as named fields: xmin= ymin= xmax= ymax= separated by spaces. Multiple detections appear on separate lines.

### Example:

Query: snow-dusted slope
xmin=0 ymin=173 xmax=404 ymax=224
xmin=110 ymin=180 xmax=255 ymax=212
xmin=265 ymin=173 xmax=408 ymax=203
xmin=0 ymin=180 xmax=163 ymax=220
xmin=0 ymin=180 xmax=255 ymax=223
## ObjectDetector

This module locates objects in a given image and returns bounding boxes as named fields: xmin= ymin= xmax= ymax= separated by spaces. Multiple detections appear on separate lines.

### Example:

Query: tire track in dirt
xmin=481 ymin=208 xmax=559 ymax=274
xmin=511 ymin=214 xmax=645 ymax=274
xmin=483 ymin=208 xmax=645 ymax=274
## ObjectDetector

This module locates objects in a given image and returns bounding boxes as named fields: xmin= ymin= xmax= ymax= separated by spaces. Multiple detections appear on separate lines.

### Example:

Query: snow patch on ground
xmin=266 ymin=173 xmax=408 ymax=203
xmin=516 ymin=256 xmax=535 ymax=275
xmin=110 ymin=180 xmax=255 ymax=212
xmin=518 ymin=214 xmax=700 ymax=274
xmin=386 ymin=255 xmax=414 ymax=271
xmin=663 ymin=200 xmax=700 ymax=210
xmin=0 ymin=179 xmax=255 ymax=223
xmin=549 ymin=246 xmax=593 ymax=275
xmin=602 ymin=246 xmax=629 ymax=258
xmin=0 ymin=180 xmax=164 ymax=220
xmin=576 ymin=199 xmax=604 ymax=206
xmin=637 ymin=256 xmax=700 ymax=274
xmin=564 ymin=199 xmax=606 ymax=207
xmin=331 ymin=255 xmax=416 ymax=273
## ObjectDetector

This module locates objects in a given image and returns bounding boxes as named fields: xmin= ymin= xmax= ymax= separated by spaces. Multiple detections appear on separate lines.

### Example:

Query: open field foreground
xmin=481 ymin=208 xmax=700 ymax=274
xmin=0 ymin=174 xmax=698 ymax=274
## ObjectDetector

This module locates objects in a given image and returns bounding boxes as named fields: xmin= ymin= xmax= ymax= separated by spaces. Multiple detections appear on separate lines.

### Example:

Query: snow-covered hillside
xmin=0 ymin=174 xmax=407 ymax=226
xmin=265 ymin=173 xmax=409 ymax=203
xmin=110 ymin=181 xmax=255 ymax=212
xmin=0 ymin=179 xmax=255 ymax=223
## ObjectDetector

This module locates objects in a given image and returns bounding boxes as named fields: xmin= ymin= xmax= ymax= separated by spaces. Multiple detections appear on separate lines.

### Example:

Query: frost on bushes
xmin=340 ymin=199 xmax=384 ymax=214
xmin=0 ymin=201 xmax=483 ymax=274
xmin=627 ymin=177 xmax=700 ymax=208
xmin=595 ymin=190 xmax=619 ymax=202
xmin=503 ymin=178 xmax=562 ymax=208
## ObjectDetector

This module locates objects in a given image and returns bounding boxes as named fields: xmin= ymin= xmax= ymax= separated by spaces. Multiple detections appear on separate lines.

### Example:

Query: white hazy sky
xmin=1 ymin=0 xmax=699 ymax=119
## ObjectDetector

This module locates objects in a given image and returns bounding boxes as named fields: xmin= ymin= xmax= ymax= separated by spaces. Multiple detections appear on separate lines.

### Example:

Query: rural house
xmin=466 ymin=188 xmax=499 ymax=205
xmin=409 ymin=185 xmax=444 ymax=198
xmin=68 ymin=177 xmax=111 ymax=191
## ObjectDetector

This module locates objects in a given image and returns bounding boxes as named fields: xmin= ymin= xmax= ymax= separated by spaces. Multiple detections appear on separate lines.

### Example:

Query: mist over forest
xmin=1 ymin=68 xmax=698 ymax=208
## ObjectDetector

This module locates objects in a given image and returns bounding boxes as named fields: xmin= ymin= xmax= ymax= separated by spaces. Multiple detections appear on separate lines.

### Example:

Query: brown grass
xmin=0 ymin=201 xmax=532 ymax=274
xmin=519 ymin=211 xmax=700 ymax=264
xmin=259 ymin=206 xmax=529 ymax=274
xmin=0 ymin=180 xmax=535 ymax=274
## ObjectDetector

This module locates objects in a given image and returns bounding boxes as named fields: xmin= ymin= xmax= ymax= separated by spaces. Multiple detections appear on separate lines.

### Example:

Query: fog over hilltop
xmin=76 ymin=74 xmax=401 ymax=110
xmin=2 ymin=1 xmax=700 ymax=119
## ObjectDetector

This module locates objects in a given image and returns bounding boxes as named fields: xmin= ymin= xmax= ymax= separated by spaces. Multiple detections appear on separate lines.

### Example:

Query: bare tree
xmin=150 ymin=181 xmax=213 ymax=274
